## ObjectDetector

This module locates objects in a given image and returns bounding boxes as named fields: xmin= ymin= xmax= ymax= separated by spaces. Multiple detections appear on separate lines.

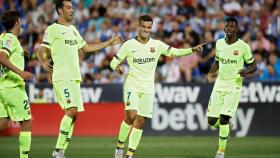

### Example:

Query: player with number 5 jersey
xmin=37 ymin=0 xmax=123 ymax=158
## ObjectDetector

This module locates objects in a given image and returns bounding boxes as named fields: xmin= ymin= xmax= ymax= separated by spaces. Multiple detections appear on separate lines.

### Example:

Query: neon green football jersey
xmin=0 ymin=32 xmax=25 ymax=89
xmin=214 ymin=38 xmax=254 ymax=92
xmin=115 ymin=37 xmax=173 ymax=94
xmin=41 ymin=23 xmax=86 ymax=81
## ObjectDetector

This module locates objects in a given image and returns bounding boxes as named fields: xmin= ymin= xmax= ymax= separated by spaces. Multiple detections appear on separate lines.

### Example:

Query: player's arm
xmin=238 ymin=61 xmax=257 ymax=77
xmin=207 ymin=61 xmax=219 ymax=82
xmin=0 ymin=51 xmax=33 ymax=81
xmin=81 ymin=35 xmax=123 ymax=53
xmin=37 ymin=46 xmax=53 ymax=72
xmin=110 ymin=43 xmax=128 ymax=75
xmin=238 ymin=44 xmax=257 ymax=77
xmin=166 ymin=43 xmax=206 ymax=57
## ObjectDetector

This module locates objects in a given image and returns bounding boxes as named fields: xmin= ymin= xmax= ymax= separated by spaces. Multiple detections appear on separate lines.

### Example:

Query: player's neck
xmin=225 ymin=36 xmax=237 ymax=45
xmin=136 ymin=35 xmax=149 ymax=44
xmin=9 ymin=28 xmax=19 ymax=37
xmin=58 ymin=17 xmax=71 ymax=26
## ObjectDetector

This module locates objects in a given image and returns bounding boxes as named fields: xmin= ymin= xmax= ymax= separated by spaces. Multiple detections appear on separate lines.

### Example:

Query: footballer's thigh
xmin=53 ymin=80 xmax=84 ymax=112
xmin=0 ymin=86 xmax=31 ymax=121
xmin=220 ymin=91 xmax=241 ymax=117
xmin=207 ymin=90 xmax=223 ymax=118
xmin=124 ymin=90 xmax=140 ymax=111
xmin=138 ymin=93 xmax=154 ymax=118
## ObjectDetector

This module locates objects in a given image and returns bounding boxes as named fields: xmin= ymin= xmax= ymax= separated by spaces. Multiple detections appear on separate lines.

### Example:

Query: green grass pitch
xmin=0 ymin=136 xmax=280 ymax=158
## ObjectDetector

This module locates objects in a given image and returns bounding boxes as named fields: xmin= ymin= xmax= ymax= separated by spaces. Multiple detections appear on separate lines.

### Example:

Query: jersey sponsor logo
xmin=220 ymin=57 xmax=237 ymax=64
xmin=133 ymin=57 xmax=155 ymax=64
xmin=65 ymin=40 xmax=78 ymax=45
xmin=150 ymin=47 xmax=155 ymax=53
xmin=233 ymin=50 xmax=239 ymax=56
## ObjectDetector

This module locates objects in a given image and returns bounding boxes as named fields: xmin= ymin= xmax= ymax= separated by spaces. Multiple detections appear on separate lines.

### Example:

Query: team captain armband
xmin=167 ymin=47 xmax=193 ymax=57
xmin=110 ymin=55 xmax=121 ymax=70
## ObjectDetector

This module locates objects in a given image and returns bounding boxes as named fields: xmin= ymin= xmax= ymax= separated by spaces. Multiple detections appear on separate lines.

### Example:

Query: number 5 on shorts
xmin=64 ymin=89 xmax=70 ymax=98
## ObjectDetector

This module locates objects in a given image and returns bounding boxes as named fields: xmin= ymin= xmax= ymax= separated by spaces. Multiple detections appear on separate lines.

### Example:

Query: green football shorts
xmin=0 ymin=86 xmax=31 ymax=121
xmin=124 ymin=90 xmax=154 ymax=118
xmin=207 ymin=90 xmax=241 ymax=117
xmin=53 ymin=80 xmax=84 ymax=112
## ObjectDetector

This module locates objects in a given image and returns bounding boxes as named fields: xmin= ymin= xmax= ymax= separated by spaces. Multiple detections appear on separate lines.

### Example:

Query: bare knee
xmin=134 ymin=116 xmax=147 ymax=129
xmin=220 ymin=115 xmax=230 ymax=125
xmin=208 ymin=117 xmax=219 ymax=126
xmin=125 ymin=111 xmax=137 ymax=125
xmin=66 ymin=107 xmax=78 ymax=121
xmin=20 ymin=120 xmax=32 ymax=131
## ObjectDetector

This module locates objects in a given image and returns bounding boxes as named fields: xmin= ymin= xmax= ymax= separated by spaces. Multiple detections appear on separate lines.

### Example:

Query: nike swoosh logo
xmin=132 ymin=50 xmax=137 ymax=53
xmin=62 ymin=32 xmax=67 ymax=34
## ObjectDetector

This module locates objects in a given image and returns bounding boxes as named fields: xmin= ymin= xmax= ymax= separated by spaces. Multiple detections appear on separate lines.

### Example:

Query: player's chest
xmin=57 ymin=30 xmax=78 ymax=45
xmin=218 ymin=47 xmax=243 ymax=61
xmin=128 ymin=44 xmax=159 ymax=59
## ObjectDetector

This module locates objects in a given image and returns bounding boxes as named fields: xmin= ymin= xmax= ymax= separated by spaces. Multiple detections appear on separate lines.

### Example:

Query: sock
xmin=127 ymin=128 xmax=143 ymax=155
xmin=213 ymin=119 xmax=220 ymax=128
xmin=218 ymin=124 xmax=230 ymax=154
xmin=55 ymin=115 xmax=73 ymax=150
xmin=126 ymin=148 xmax=135 ymax=157
xmin=64 ymin=123 xmax=74 ymax=151
xmin=117 ymin=121 xmax=132 ymax=149
xmin=19 ymin=131 xmax=31 ymax=158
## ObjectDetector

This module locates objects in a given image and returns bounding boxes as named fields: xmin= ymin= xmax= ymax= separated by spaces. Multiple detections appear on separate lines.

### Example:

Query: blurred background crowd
xmin=0 ymin=0 xmax=280 ymax=85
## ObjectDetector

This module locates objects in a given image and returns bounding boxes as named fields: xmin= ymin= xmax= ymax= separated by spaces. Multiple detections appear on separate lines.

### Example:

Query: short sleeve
xmin=1 ymin=34 xmax=16 ymax=55
xmin=215 ymin=41 xmax=219 ymax=61
xmin=115 ymin=42 xmax=129 ymax=61
xmin=243 ymin=44 xmax=254 ymax=64
xmin=74 ymin=28 xmax=86 ymax=49
xmin=41 ymin=27 xmax=54 ymax=49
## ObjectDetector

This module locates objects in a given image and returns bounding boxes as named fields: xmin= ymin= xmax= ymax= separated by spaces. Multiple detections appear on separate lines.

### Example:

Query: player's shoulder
xmin=122 ymin=38 xmax=135 ymax=46
xmin=1 ymin=32 xmax=16 ymax=41
xmin=237 ymin=39 xmax=250 ymax=47
xmin=216 ymin=38 xmax=225 ymax=45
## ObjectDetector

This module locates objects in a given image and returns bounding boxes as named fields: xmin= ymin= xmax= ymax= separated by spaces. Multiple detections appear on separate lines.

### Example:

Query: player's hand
xmin=238 ymin=69 xmax=248 ymax=77
xmin=109 ymin=35 xmax=124 ymax=46
xmin=116 ymin=65 xmax=124 ymax=75
xmin=42 ymin=59 xmax=53 ymax=72
xmin=192 ymin=43 xmax=207 ymax=52
xmin=207 ymin=73 xmax=217 ymax=83
xmin=19 ymin=71 xmax=33 ymax=82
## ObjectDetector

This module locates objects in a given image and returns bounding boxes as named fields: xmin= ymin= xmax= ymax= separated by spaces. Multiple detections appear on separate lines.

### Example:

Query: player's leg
xmin=19 ymin=120 xmax=32 ymax=158
xmin=115 ymin=91 xmax=139 ymax=158
xmin=0 ymin=91 xmax=10 ymax=131
xmin=215 ymin=91 xmax=240 ymax=158
xmin=53 ymin=81 xmax=83 ymax=158
xmin=207 ymin=91 xmax=222 ymax=129
xmin=2 ymin=86 xmax=32 ymax=158
xmin=126 ymin=93 xmax=153 ymax=158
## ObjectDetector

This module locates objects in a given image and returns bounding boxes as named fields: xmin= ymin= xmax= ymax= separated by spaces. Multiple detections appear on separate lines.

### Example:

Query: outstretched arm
xmin=167 ymin=43 xmax=207 ymax=57
xmin=82 ymin=35 xmax=123 ymax=53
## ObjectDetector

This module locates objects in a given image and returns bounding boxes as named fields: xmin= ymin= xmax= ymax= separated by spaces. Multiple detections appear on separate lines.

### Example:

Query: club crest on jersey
xmin=150 ymin=47 xmax=155 ymax=53
xmin=5 ymin=38 xmax=12 ymax=47
xmin=233 ymin=50 xmax=239 ymax=56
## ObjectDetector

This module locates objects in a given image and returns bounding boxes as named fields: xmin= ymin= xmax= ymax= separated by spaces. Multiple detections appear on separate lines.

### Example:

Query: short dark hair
xmin=1 ymin=11 xmax=20 ymax=31
xmin=55 ymin=0 xmax=71 ymax=15
xmin=225 ymin=17 xmax=238 ymax=26
xmin=139 ymin=15 xmax=153 ymax=24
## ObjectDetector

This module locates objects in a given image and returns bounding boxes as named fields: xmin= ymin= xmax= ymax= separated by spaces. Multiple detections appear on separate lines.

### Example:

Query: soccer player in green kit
xmin=0 ymin=11 xmax=34 ymax=158
xmin=37 ymin=0 xmax=122 ymax=158
xmin=110 ymin=15 xmax=206 ymax=158
xmin=207 ymin=17 xmax=257 ymax=158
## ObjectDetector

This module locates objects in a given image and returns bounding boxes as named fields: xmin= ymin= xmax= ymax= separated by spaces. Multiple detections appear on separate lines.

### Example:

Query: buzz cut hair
xmin=225 ymin=17 xmax=238 ymax=26
xmin=55 ymin=0 xmax=71 ymax=15
xmin=139 ymin=15 xmax=153 ymax=24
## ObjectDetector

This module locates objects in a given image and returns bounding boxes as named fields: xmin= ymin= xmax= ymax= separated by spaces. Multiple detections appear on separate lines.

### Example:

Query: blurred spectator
xmin=1 ymin=0 xmax=279 ymax=84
